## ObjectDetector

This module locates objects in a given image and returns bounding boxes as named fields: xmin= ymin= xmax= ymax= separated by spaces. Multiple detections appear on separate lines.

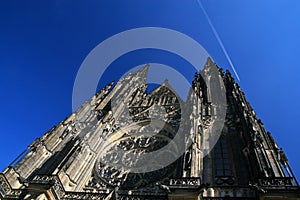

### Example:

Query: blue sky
xmin=0 ymin=0 xmax=299 ymax=180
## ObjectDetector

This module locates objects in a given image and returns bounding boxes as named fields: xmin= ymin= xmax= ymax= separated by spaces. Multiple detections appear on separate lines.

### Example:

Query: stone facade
xmin=1 ymin=58 xmax=299 ymax=200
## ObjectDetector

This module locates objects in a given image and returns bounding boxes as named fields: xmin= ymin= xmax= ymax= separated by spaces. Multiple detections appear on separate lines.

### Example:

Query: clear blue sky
xmin=0 ymin=1 xmax=299 ymax=180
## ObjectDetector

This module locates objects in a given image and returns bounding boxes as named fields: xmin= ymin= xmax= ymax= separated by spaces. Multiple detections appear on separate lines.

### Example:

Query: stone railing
xmin=32 ymin=175 xmax=114 ymax=200
xmin=118 ymin=195 xmax=167 ymax=200
xmin=62 ymin=191 xmax=109 ymax=200
xmin=258 ymin=177 xmax=294 ymax=187
xmin=32 ymin=174 xmax=55 ymax=184
xmin=203 ymin=198 xmax=256 ymax=200
xmin=169 ymin=177 xmax=201 ymax=189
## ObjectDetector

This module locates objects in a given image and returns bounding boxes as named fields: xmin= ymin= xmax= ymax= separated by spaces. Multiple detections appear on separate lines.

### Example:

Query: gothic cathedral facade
xmin=0 ymin=58 xmax=299 ymax=199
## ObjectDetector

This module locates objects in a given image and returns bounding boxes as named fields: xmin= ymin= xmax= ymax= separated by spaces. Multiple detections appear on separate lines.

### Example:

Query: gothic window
xmin=209 ymin=76 xmax=221 ymax=103
xmin=214 ymin=136 xmax=232 ymax=177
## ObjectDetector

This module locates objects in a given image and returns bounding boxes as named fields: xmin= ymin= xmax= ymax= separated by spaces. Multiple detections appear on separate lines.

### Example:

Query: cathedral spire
xmin=1 ymin=60 xmax=299 ymax=200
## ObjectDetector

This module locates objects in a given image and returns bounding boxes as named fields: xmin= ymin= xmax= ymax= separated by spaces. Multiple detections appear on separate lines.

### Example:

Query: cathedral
xmin=0 ymin=58 xmax=299 ymax=200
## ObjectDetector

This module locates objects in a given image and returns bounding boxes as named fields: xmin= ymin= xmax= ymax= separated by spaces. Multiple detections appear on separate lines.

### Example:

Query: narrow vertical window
xmin=214 ymin=136 xmax=232 ymax=177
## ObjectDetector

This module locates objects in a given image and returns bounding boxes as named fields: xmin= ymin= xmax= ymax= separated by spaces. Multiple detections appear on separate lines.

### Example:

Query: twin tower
xmin=1 ymin=58 xmax=299 ymax=199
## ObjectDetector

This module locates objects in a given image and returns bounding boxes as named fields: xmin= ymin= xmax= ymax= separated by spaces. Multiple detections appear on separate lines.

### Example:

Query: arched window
xmin=214 ymin=136 xmax=232 ymax=176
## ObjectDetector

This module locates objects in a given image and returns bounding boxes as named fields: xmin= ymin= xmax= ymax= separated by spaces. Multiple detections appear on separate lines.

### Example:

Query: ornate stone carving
xmin=0 ymin=175 xmax=11 ymax=196
xmin=214 ymin=176 xmax=235 ymax=185
xmin=259 ymin=177 xmax=294 ymax=187
xmin=169 ymin=177 xmax=201 ymax=186
xmin=1 ymin=60 xmax=299 ymax=199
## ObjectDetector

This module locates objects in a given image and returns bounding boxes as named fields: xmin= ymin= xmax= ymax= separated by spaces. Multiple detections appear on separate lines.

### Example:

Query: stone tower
xmin=0 ymin=58 xmax=299 ymax=200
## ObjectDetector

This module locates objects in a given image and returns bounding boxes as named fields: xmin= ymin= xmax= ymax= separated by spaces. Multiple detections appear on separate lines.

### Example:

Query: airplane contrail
xmin=197 ymin=0 xmax=240 ymax=81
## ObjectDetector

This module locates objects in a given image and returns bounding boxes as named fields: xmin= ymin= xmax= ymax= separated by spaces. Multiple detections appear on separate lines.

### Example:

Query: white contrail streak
xmin=197 ymin=0 xmax=240 ymax=81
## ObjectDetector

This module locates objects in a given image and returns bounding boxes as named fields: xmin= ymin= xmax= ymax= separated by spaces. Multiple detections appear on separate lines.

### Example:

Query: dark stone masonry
xmin=1 ymin=58 xmax=299 ymax=199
